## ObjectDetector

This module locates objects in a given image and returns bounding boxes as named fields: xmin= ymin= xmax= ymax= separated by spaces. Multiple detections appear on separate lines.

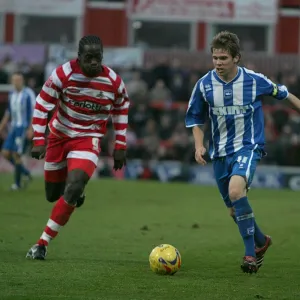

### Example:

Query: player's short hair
xmin=78 ymin=35 xmax=103 ymax=54
xmin=11 ymin=71 xmax=24 ymax=77
xmin=211 ymin=31 xmax=241 ymax=61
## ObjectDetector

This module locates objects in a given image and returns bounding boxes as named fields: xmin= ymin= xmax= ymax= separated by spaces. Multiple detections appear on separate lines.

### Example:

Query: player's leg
xmin=19 ymin=134 xmax=33 ymax=187
xmin=212 ymin=157 xmax=232 ymax=210
xmin=1 ymin=129 xmax=17 ymax=189
xmin=44 ymin=162 xmax=68 ymax=203
xmin=27 ymin=137 xmax=100 ymax=260
xmin=230 ymin=150 xmax=270 ymax=248
xmin=11 ymin=152 xmax=32 ymax=189
xmin=11 ymin=128 xmax=32 ymax=189
xmin=44 ymin=162 xmax=85 ymax=207
xmin=26 ymin=137 xmax=68 ymax=259
xmin=232 ymin=150 xmax=272 ymax=270
xmin=229 ymin=148 xmax=268 ymax=273
xmin=29 ymin=166 xmax=92 ymax=260
xmin=26 ymin=167 xmax=68 ymax=260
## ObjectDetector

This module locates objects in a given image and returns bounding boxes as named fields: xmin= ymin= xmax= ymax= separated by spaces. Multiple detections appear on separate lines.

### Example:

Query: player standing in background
xmin=185 ymin=31 xmax=300 ymax=273
xmin=26 ymin=35 xmax=129 ymax=260
xmin=0 ymin=72 xmax=33 ymax=190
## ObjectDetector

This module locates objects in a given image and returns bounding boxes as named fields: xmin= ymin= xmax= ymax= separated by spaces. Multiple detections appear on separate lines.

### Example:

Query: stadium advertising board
xmin=0 ymin=45 xmax=46 ymax=64
xmin=48 ymin=45 xmax=144 ymax=68
xmin=123 ymin=160 xmax=300 ymax=191
xmin=127 ymin=0 xmax=278 ymax=24
xmin=2 ymin=157 xmax=300 ymax=191
xmin=0 ymin=0 xmax=84 ymax=16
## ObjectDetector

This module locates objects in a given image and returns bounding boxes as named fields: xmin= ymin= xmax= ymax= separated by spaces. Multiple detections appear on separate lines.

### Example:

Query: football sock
xmin=253 ymin=221 xmax=266 ymax=248
xmin=37 ymin=196 xmax=75 ymax=246
xmin=231 ymin=212 xmax=266 ymax=248
xmin=14 ymin=163 xmax=22 ymax=187
xmin=20 ymin=164 xmax=31 ymax=176
xmin=232 ymin=196 xmax=255 ymax=257
xmin=9 ymin=158 xmax=31 ymax=176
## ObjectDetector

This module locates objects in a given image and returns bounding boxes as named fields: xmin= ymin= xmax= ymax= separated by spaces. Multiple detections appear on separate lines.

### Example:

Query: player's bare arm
xmin=286 ymin=93 xmax=300 ymax=113
xmin=192 ymin=125 xmax=207 ymax=165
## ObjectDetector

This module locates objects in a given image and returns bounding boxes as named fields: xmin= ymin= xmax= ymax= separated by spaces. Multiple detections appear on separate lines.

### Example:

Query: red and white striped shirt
xmin=32 ymin=59 xmax=130 ymax=150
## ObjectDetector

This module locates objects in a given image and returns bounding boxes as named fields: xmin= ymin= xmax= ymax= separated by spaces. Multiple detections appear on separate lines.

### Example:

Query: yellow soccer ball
xmin=149 ymin=244 xmax=181 ymax=275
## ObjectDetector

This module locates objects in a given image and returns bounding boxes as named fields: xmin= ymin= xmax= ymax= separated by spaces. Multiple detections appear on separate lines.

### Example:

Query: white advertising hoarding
xmin=127 ymin=0 xmax=278 ymax=24
xmin=0 ymin=0 xmax=84 ymax=16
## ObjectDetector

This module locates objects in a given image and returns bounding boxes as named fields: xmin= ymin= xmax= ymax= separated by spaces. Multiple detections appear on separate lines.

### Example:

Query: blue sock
xmin=15 ymin=164 xmax=22 ymax=187
xmin=20 ymin=164 xmax=30 ymax=176
xmin=9 ymin=158 xmax=30 ymax=176
xmin=232 ymin=196 xmax=255 ymax=257
xmin=231 ymin=213 xmax=266 ymax=248
xmin=254 ymin=221 xmax=266 ymax=248
xmin=9 ymin=158 xmax=15 ymax=166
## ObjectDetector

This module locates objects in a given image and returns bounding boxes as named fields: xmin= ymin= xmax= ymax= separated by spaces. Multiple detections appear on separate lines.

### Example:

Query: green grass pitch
xmin=0 ymin=175 xmax=300 ymax=300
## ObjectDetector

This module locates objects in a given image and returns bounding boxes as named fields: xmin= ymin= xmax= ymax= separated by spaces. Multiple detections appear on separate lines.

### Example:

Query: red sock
xmin=37 ymin=196 xmax=75 ymax=246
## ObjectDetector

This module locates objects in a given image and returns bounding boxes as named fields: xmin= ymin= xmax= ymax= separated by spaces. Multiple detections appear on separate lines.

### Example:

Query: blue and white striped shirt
xmin=7 ymin=87 xmax=35 ymax=128
xmin=185 ymin=67 xmax=289 ymax=159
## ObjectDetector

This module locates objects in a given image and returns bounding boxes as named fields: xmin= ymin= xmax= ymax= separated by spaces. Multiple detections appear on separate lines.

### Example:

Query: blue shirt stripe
xmin=8 ymin=87 xmax=35 ymax=128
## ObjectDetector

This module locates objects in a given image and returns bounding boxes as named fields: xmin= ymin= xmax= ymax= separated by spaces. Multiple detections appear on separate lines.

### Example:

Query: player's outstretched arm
xmin=111 ymin=78 xmax=130 ymax=170
xmin=31 ymin=69 xmax=62 ymax=159
xmin=286 ymin=93 xmax=300 ymax=113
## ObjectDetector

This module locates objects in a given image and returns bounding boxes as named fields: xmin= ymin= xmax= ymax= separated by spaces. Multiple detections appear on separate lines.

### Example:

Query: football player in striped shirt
xmin=0 ymin=72 xmax=34 ymax=190
xmin=26 ymin=35 xmax=129 ymax=260
xmin=185 ymin=31 xmax=300 ymax=273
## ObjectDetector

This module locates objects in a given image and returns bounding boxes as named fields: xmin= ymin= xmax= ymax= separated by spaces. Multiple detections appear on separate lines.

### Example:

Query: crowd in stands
xmin=1 ymin=55 xmax=300 ymax=166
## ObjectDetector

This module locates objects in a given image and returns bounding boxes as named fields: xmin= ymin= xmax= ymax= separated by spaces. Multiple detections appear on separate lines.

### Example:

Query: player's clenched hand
xmin=113 ymin=149 xmax=126 ymax=170
xmin=31 ymin=146 xmax=46 ymax=160
xmin=195 ymin=146 xmax=207 ymax=165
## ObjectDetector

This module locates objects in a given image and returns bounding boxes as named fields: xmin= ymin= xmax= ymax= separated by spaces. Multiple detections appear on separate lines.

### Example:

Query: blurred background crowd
xmin=1 ymin=53 xmax=300 ymax=166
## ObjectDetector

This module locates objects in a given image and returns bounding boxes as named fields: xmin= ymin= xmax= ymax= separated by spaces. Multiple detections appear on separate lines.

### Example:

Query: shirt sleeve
xmin=32 ymin=68 xmax=63 ymax=146
xmin=185 ymin=80 xmax=207 ymax=127
xmin=6 ymin=94 xmax=11 ymax=116
xmin=255 ymin=73 xmax=289 ymax=100
xmin=111 ymin=77 xmax=130 ymax=150
xmin=26 ymin=94 xmax=33 ymax=127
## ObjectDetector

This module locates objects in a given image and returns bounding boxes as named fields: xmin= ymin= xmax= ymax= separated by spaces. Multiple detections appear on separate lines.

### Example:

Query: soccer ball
xmin=149 ymin=244 xmax=181 ymax=275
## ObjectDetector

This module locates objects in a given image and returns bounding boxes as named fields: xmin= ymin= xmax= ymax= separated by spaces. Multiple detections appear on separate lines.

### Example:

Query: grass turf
xmin=0 ymin=176 xmax=300 ymax=300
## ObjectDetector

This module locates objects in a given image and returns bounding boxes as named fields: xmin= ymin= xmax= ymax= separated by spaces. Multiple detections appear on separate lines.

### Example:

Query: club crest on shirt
xmin=96 ymin=91 xmax=104 ymax=98
xmin=224 ymin=89 xmax=233 ymax=99
xmin=204 ymin=84 xmax=212 ymax=92
xmin=45 ymin=76 xmax=53 ymax=88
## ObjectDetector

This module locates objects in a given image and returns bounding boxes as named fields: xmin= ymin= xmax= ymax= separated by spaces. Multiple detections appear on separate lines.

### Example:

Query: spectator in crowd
xmin=1 ymin=54 xmax=300 ymax=166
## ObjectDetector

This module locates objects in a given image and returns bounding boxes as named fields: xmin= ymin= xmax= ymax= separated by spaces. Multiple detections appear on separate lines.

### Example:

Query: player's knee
xmin=12 ymin=152 xmax=21 ymax=164
xmin=45 ymin=182 xmax=65 ymax=203
xmin=64 ymin=180 xmax=85 ymax=206
xmin=228 ymin=187 xmax=244 ymax=201
xmin=229 ymin=175 xmax=247 ymax=201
